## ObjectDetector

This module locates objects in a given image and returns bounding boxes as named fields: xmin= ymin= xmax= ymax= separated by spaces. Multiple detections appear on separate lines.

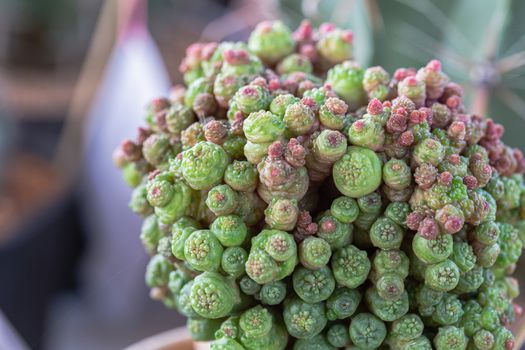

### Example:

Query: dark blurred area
xmin=1 ymin=0 xmax=525 ymax=349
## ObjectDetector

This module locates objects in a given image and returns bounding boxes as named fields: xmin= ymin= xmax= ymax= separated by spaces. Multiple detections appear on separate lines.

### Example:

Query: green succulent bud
xmin=248 ymin=21 xmax=294 ymax=64
xmin=398 ymin=76 xmax=426 ymax=107
xmin=326 ymin=323 xmax=349 ymax=348
xmin=376 ymin=273 xmax=405 ymax=301
xmin=318 ymin=97 xmax=348 ymax=130
xmin=333 ymin=146 xmax=382 ymax=198
xmin=259 ymin=281 xmax=286 ymax=305
xmin=239 ymin=305 xmax=273 ymax=338
xmin=413 ymin=233 xmax=454 ymax=264
xmin=475 ymin=221 xmax=500 ymax=245
xmin=213 ymin=73 xmax=244 ymax=108
xmin=454 ymin=265 xmax=484 ymax=293
xmin=184 ymin=229 xmax=223 ymax=272
xmin=348 ymin=117 xmax=385 ymax=151
xmin=185 ymin=77 xmax=213 ymax=108
xmin=176 ymin=281 xmax=199 ymax=318
xmin=432 ymin=293 xmax=464 ymax=325
xmin=370 ymin=217 xmax=404 ymax=249
xmin=493 ymin=326 xmax=515 ymax=350
xmin=398 ymin=336 xmax=433 ymax=350
xmin=330 ymin=196 xmax=359 ymax=223
xmin=325 ymin=61 xmax=366 ymax=110
xmin=474 ymin=242 xmax=501 ymax=268
xmin=181 ymin=122 xmax=205 ymax=149
xmin=277 ymin=53 xmax=313 ymax=74
xmin=145 ymin=255 xmax=174 ymax=288
xmin=283 ymin=297 xmax=326 ymax=339
xmin=243 ymin=111 xmax=285 ymax=143
xmin=210 ymin=214 xmax=248 ymax=247
xmin=206 ymin=184 xmax=238 ymax=216
xmin=269 ymin=93 xmax=299 ymax=117
xmin=129 ymin=183 xmax=153 ymax=215
xmin=384 ymin=202 xmax=411 ymax=228
xmin=473 ymin=329 xmax=495 ymax=350
xmin=325 ymin=287 xmax=361 ymax=321
xmin=316 ymin=214 xmax=352 ymax=249
xmin=424 ymin=259 xmax=461 ymax=292
xmin=224 ymin=160 xmax=258 ymax=192
xmin=366 ymin=286 xmax=409 ymax=322
xmin=390 ymin=314 xmax=424 ymax=343
xmin=293 ymin=334 xmax=335 ymax=350
xmin=331 ymin=244 xmax=370 ymax=288
xmin=165 ymin=104 xmax=195 ymax=135
xmin=222 ymin=135 xmax=246 ymax=160
xmin=284 ymin=101 xmax=316 ymax=136
xmin=232 ymin=191 xmax=265 ymax=226
xmin=317 ymin=28 xmax=353 ymax=64
xmin=190 ymin=271 xmax=240 ymax=319
xmin=233 ymin=84 xmax=270 ymax=115
xmin=414 ymin=138 xmax=445 ymax=166
xmin=383 ymin=159 xmax=412 ymax=190
xmin=181 ymin=141 xmax=229 ymax=190
xmin=307 ymin=130 xmax=348 ymax=182
xmin=293 ymin=265 xmax=335 ymax=303
xmin=450 ymin=241 xmax=476 ymax=273
xmin=372 ymin=249 xmax=410 ymax=278
xmin=211 ymin=337 xmax=245 ymax=350
xmin=433 ymin=326 xmax=467 ymax=350
xmin=243 ymin=141 xmax=271 ymax=165
xmin=363 ymin=66 xmax=390 ymax=100
xmin=140 ymin=215 xmax=162 ymax=254
xmin=221 ymin=246 xmax=248 ymax=278
xmin=146 ymin=178 xmax=174 ymax=207
xmin=496 ymin=222 xmax=523 ymax=269
xmin=264 ymin=198 xmax=299 ymax=231
xmin=143 ymin=133 xmax=172 ymax=166
xmin=246 ymin=229 xmax=297 ymax=284
xmin=187 ymin=317 xmax=223 ymax=341
xmin=171 ymin=217 xmax=199 ymax=260
xmin=154 ymin=181 xmax=192 ymax=224
xmin=239 ymin=276 xmax=261 ymax=296
xmin=299 ymin=236 xmax=331 ymax=269
xmin=349 ymin=313 xmax=387 ymax=349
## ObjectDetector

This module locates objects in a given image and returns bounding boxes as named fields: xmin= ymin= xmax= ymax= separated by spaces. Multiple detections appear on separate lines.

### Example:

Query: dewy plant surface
xmin=116 ymin=19 xmax=525 ymax=350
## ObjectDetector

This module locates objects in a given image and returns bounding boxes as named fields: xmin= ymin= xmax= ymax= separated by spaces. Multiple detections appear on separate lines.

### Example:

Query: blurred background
xmin=1 ymin=0 xmax=525 ymax=349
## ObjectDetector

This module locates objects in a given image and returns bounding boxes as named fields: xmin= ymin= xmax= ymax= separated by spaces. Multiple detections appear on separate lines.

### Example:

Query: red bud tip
xmin=367 ymin=98 xmax=384 ymax=115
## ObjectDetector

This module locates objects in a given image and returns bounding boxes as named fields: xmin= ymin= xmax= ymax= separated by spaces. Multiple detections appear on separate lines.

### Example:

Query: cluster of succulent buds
xmin=114 ymin=20 xmax=525 ymax=350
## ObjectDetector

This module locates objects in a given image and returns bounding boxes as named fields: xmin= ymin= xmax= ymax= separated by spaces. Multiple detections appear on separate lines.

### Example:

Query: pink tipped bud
xmin=405 ymin=76 xmax=418 ymax=86
xmin=419 ymin=217 xmax=439 ymax=239
xmin=448 ymin=121 xmax=466 ymax=140
xmin=446 ymin=95 xmax=461 ymax=110
xmin=353 ymin=119 xmax=365 ymax=132
xmin=448 ymin=154 xmax=461 ymax=166
xmin=399 ymin=130 xmax=415 ymax=147
xmin=301 ymin=96 xmax=317 ymax=109
xmin=319 ymin=22 xmax=336 ymax=34
xmin=463 ymin=175 xmax=478 ymax=190
xmin=268 ymin=141 xmax=285 ymax=159
xmin=394 ymin=67 xmax=416 ymax=81
xmin=341 ymin=30 xmax=354 ymax=43
xmin=504 ymin=340 xmax=514 ymax=350
xmin=444 ymin=216 xmax=463 ymax=234
xmin=251 ymin=77 xmax=267 ymax=87
xmin=321 ymin=219 xmax=336 ymax=233
xmin=367 ymin=98 xmax=384 ymax=115
xmin=268 ymin=79 xmax=281 ymax=91
xmin=439 ymin=172 xmax=453 ymax=186
xmin=426 ymin=59 xmax=442 ymax=72
xmin=293 ymin=20 xmax=313 ymax=41
xmin=223 ymin=48 xmax=250 ymax=65
xmin=406 ymin=211 xmax=425 ymax=231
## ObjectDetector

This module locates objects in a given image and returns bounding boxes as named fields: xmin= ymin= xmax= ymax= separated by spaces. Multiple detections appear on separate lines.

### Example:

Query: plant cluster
xmin=115 ymin=20 xmax=525 ymax=350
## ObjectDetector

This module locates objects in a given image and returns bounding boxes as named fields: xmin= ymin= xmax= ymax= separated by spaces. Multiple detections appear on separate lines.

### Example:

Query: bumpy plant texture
xmin=116 ymin=20 xmax=525 ymax=350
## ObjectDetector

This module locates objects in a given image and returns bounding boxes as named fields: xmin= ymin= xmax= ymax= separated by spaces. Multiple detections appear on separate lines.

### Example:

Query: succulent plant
xmin=116 ymin=20 xmax=525 ymax=349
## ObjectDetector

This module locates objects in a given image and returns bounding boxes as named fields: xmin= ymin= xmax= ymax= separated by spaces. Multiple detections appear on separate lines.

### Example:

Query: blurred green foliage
xmin=278 ymin=0 xmax=525 ymax=150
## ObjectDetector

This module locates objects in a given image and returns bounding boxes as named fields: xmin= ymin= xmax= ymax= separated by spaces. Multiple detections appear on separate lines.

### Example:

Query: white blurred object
xmin=0 ymin=310 xmax=29 ymax=350
xmin=45 ymin=1 xmax=180 ymax=349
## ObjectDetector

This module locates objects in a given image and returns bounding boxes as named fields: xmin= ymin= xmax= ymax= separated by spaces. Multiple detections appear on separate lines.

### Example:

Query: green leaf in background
xmin=277 ymin=0 xmax=525 ymax=150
